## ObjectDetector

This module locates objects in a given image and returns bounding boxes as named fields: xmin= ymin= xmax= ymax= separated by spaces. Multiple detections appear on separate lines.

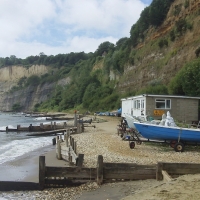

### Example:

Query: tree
xmin=168 ymin=58 xmax=200 ymax=96
xmin=95 ymin=41 xmax=115 ymax=56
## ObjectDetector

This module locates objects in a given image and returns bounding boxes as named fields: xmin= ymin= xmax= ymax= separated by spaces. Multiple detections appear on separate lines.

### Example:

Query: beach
xmin=1 ymin=115 xmax=200 ymax=199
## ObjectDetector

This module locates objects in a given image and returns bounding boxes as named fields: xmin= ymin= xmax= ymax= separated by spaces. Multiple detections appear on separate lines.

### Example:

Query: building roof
xmin=121 ymin=94 xmax=200 ymax=101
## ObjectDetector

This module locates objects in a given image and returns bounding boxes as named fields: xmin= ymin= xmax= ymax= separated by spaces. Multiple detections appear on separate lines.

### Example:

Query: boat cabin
xmin=121 ymin=94 xmax=200 ymax=123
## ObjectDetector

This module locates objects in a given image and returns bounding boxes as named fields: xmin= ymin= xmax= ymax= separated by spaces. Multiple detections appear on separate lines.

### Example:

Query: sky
xmin=0 ymin=0 xmax=152 ymax=59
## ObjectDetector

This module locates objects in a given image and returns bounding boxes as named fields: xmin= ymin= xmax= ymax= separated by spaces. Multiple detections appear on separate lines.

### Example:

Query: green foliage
xmin=12 ymin=103 xmax=22 ymax=112
xmin=26 ymin=75 xmax=41 ymax=86
xmin=168 ymin=58 xmax=200 ymax=96
xmin=195 ymin=47 xmax=200 ymax=57
xmin=18 ymin=77 xmax=27 ymax=87
xmin=130 ymin=0 xmax=174 ymax=47
xmin=170 ymin=29 xmax=176 ymax=41
xmin=184 ymin=0 xmax=189 ymax=8
xmin=175 ymin=19 xmax=193 ymax=36
xmin=173 ymin=4 xmax=182 ymax=16
xmin=136 ymin=81 xmax=168 ymax=95
xmin=149 ymin=0 xmax=174 ymax=26
xmin=0 ymin=51 xmax=92 ymax=69
xmin=115 ymin=37 xmax=129 ymax=50
xmin=158 ymin=38 xmax=168 ymax=48
xmin=34 ymin=103 xmax=41 ymax=112
xmin=95 ymin=41 xmax=115 ymax=56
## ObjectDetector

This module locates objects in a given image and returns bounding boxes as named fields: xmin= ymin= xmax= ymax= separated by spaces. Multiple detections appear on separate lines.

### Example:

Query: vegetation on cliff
xmin=1 ymin=0 xmax=200 ymax=113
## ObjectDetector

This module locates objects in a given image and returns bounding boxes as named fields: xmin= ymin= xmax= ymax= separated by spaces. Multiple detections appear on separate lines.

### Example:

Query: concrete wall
xmin=146 ymin=96 xmax=199 ymax=123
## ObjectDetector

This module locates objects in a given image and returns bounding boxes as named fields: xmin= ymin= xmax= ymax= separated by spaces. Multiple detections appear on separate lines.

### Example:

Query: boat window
xmin=155 ymin=99 xmax=171 ymax=109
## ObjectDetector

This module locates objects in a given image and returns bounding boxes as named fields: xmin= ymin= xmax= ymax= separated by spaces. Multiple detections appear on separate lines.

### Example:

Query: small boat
xmin=124 ymin=113 xmax=159 ymax=129
xmin=133 ymin=121 xmax=200 ymax=152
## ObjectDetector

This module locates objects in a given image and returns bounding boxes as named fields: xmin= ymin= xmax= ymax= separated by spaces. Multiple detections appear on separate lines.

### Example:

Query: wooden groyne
xmin=38 ymin=155 xmax=157 ymax=189
xmin=3 ymin=122 xmax=68 ymax=133
xmin=1 ymin=155 xmax=200 ymax=191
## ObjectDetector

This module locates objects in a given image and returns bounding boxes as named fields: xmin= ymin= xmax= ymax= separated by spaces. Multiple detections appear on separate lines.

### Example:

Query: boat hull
xmin=124 ymin=113 xmax=137 ymax=129
xmin=133 ymin=122 xmax=200 ymax=143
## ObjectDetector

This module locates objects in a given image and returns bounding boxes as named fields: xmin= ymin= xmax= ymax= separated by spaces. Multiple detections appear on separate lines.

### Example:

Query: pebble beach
xmin=1 ymin=115 xmax=200 ymax=199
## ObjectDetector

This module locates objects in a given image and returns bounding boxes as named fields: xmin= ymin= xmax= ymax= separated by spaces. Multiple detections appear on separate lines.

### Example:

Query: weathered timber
xmin=4 ymin=122 xmax=74 ymax=133
xmin=45 ymin=167 xmax=96 ymax=179
xmin=162 ymin=170 xmax=173 ymax=182
xmin=44 ymin=179 xmax=83 ymax=187
xmin=103 ymin=167 xmax=156 ymax=180
xmin=103 ymin=163 xmax=138 ymax=168
xmin=26 ymin=129 xmax=66 ymax=136
xmin=76 ymin=154 xmax=84 ymax=167
xmin=46 ymin=117 xmax=74 ymax=120
xmin=0 ymin=182 xmax=40 ymax=191
xmin=97 ymin=155 xmax=103 ymax=185
xmin=39 ymin=156 xmax=45 ymax=190
xmin=156 ymin=162 xmax=200 ymax=181
xmin=57 ymin=134 xmax=78 ymax=164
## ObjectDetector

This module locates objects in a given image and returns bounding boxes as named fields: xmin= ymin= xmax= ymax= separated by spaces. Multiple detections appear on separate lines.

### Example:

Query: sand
xmin=1 ymin=115 xmax=200 ymax=200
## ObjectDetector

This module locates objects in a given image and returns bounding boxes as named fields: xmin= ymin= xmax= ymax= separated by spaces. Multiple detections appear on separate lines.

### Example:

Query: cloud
xmin=0 ymin=0 xmax=151 ymax=58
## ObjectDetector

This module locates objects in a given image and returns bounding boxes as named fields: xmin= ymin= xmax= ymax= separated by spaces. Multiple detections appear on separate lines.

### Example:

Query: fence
xmin=39 ymin=155 xmax=156 ymax=189
xmin=56 ymin=132 xmax=79 ymax=164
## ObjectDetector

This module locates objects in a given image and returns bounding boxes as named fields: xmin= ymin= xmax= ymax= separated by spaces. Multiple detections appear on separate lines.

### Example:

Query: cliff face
xmin=118 ymin=0 xmax=200 ymax=92
xmin=0 ymin=65 xmax=70 ymax=111
xmin=1 ymin=0 xmax=199 ymax=111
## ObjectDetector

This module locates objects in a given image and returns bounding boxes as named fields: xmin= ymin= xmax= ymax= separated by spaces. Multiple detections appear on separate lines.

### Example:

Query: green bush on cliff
xmin=168 ymin=58 xmax=200 ymax=96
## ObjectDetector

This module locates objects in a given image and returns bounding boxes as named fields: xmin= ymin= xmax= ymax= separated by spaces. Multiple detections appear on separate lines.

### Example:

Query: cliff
xmin=0 ymin=0 xmax=200 ymax=111
xmin=0 ymin=65 xmax=70 ymax=111
xmin=118 ymin=0 xmax=200 ymax=92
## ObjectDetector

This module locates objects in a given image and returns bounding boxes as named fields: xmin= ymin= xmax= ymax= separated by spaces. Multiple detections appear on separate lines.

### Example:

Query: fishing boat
xmin=133 ymin=121 xmax=200 ymax=152
xmin=124 ymin=113 xmax=157 ymax=129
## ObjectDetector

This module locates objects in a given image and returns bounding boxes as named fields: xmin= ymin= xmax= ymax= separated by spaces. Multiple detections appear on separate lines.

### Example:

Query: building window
xmin=155 ymin=99 xmax=171 ymax=109
xmin=141 ymin=99 xmax=144 ymax=109
xmin=134 ymin=99 xmax=144 ymax=109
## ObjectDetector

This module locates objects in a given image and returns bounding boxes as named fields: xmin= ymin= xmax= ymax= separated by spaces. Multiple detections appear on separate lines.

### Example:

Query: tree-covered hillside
xmin=2 ymin=0 xmax=200 ymax=113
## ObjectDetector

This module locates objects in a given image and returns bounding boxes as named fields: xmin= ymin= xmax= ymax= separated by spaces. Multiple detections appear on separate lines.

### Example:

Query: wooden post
xmin=74 ymin=111 xmax=77 ymax=127
xmin=64 ymin=122 xmax=67 ymax=128
xmin=156 ymin=162 xmax=163 ymax=181
xmin=76 ymin=154 xmax=84 ymax=167
xmin=52 ymin=137 xmax=56 ymax=145
xmin=81 ymin=124 xmax=84 ymax=132
xmin=97 ymin=155 xmax=103 ymax=185
xmin=72 ymin=138 xmax=75 ymax=150
xmin=56 ymin=140 xmax=62 ymax=160
xmin=77 ymin=123 xmax=82 ymax=133
xmin=40 ymin=123 xmax=44 ymax=129
xmin=39 ymin=156 xmax=45 ymax=190
xmin=70 ymin=136 xmax=72 ymax=146
xmin=17 ymin=125 xmax=20 ymax=132
xmin=65 ymin=133 xmax=69 ymax=147
xmin=68 ymin=151 xmax=71 ymax=163
xmin=74 ymin=141 xmax=77 ymax=154
xmin=29 ymin=124 xmax=32 ymax=132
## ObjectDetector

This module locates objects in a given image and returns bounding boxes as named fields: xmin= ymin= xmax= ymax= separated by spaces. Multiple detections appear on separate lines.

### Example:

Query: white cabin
xmin=121 ymin=94 xmax=200 ymax=123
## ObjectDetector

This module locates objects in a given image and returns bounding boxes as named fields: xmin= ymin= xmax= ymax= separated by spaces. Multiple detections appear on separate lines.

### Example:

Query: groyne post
xmin=97 ymin=155 xmax=103 ymax=185
xmin=39 ymin=156 xmax=45 ymax=190
xmin=29 ymin=124 xmax=32 ymax=132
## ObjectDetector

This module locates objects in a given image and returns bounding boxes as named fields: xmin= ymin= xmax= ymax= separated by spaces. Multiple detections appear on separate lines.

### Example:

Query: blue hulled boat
xmin=133 ymin=121 xmax=200 ymax=152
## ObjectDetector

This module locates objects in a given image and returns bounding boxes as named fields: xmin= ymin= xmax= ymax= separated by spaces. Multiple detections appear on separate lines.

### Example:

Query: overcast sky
xmin=0 ymin=0 xmax=152 ymax=59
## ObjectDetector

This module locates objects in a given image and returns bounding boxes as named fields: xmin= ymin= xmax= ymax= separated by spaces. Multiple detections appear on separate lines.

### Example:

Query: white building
xmin=121 ymin=94 xmax=200 ymax=123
